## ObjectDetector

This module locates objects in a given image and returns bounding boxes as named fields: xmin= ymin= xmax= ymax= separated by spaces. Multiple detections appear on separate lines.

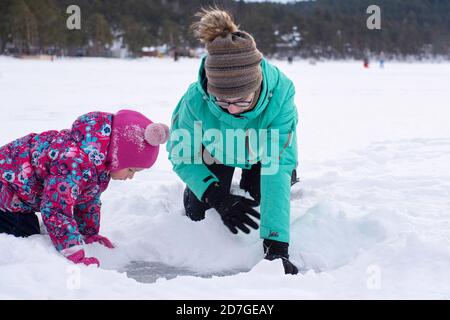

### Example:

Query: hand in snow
xmin=84 ymin=234 xmax=115 ymax=249
xmin=205 ymin=183 xmax=260 ymax=234
xmin=263 ymin=239 xmax=298 ymax=275
xmin=67 ymin=249 xmax=100 ymax=267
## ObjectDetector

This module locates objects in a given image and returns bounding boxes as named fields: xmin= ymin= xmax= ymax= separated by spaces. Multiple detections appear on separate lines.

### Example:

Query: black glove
xmin=263 ymin=239 xmax=298 ymax=275
xmin=204 ymin=182 xmax=260 ymax=234
xmin=183 ymin=186 xmax=208 ymax=221
xmin=240 ymin=164 xmax=261 ymax=204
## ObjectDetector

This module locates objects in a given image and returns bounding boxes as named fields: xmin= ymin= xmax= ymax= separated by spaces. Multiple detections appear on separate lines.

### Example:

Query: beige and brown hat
xmin=192 ymin=8 xmax=263 ymax=99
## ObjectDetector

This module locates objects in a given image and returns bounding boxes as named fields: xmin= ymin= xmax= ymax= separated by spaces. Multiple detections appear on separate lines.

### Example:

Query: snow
xmin=0 ymin=56 xmax=449 ymax=299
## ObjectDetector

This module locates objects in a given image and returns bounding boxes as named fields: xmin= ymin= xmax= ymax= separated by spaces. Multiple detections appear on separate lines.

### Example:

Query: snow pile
xmin=0 ymin=56 xmax=449 ymax=299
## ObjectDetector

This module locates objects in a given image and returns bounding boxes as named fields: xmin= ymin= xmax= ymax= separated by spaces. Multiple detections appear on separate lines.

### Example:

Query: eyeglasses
xmin=215 ymin=98 xmax=253 ymax=109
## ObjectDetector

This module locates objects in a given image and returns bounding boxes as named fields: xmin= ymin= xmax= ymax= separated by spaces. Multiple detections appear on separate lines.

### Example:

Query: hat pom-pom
xmin=192 ymin=8 xmax=239 ymax=43
xmin=144 ymin=123 xmax=169 ymax=146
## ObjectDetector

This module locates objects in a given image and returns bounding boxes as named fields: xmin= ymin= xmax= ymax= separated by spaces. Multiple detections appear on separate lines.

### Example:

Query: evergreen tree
xmin=86 ymin=13 xmax=113 ymax=56
xmin=0 ymin=1 xmax=9 ymax=52
xmin=5 ymin=0 xmax=39 ymax=54
xmin=120 ymin=16 xmax=153 ymax=55
xmin=25 ymin=0 xmax=67 ymax=54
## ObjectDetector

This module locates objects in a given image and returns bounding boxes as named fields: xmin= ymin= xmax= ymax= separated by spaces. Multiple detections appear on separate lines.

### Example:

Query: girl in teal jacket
xmin=167 ymin=9 xmax=299 ymax=274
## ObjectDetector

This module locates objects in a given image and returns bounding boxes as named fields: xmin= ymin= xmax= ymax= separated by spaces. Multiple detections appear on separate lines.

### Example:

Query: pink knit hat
xmin=107 ymin=110 xmax=169 ymax=172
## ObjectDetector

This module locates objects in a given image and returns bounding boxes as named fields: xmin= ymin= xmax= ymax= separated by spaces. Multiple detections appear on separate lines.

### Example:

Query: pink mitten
xmin=67 ymin=249 xmax=100 ymax=267
xmin=84 ymin=234 xmax=115 ymax=249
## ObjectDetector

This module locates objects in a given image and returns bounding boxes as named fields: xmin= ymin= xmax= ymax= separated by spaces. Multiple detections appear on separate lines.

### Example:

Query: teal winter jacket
xmin=167 ymin=57 xmax=298 ymax=243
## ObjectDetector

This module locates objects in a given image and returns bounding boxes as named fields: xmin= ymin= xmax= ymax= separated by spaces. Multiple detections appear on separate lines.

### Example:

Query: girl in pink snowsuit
xmin=0 ymin=110 xmax=169 ymax=266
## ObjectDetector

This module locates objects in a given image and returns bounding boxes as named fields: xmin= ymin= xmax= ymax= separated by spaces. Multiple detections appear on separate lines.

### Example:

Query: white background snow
xmin=0 ymin=56 xmax=449 ymax=299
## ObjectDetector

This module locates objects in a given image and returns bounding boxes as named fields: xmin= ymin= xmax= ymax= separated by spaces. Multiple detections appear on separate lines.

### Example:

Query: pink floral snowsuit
xmin=0 ymin=112 xmax=113 ymax=253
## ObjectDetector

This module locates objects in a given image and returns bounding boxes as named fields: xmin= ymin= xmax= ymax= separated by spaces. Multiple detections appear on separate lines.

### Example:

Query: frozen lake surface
xmin=0 ymin=56 xmax=449 ymax=299
xmin=124 ymin=261 xmax=247 ymax=283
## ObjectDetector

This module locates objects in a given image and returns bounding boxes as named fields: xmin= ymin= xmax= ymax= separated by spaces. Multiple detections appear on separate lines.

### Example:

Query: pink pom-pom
xmin=144 ymin=123 xmax=169 ymax=146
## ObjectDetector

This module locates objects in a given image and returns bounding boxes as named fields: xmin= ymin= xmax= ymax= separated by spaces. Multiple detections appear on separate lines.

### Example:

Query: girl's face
xmin=111 ymin=168 xmax=144 ymax=181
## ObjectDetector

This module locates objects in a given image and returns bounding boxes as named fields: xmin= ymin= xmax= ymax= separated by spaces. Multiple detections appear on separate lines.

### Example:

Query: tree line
xmin=0 ymin=0 xmax=449 ymax=59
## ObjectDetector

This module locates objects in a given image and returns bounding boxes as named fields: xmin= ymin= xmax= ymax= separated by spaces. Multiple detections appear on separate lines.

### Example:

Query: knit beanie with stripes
xmin=192 ymin=8 xmax=263 ymax=99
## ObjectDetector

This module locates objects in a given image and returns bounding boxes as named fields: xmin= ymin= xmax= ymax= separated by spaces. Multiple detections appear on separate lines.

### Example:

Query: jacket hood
xmin=70 ymin=112 xmax=113 ymax=170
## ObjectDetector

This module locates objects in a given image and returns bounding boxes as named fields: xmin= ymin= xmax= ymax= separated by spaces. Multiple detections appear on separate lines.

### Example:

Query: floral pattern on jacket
xmin=0 ymin=112 xmax=113 ymax=252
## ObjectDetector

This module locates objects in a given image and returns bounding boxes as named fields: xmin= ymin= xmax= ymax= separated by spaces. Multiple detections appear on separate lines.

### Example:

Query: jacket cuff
xmin=190 ymin=175 xmax=220 ymax=202
xmin=260 ymin=225 xmax=289 ymax=244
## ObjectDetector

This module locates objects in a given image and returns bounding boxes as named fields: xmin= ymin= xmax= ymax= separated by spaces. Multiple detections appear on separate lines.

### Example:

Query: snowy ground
xmin=0 ymin=56 xmax=449 ymax=299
